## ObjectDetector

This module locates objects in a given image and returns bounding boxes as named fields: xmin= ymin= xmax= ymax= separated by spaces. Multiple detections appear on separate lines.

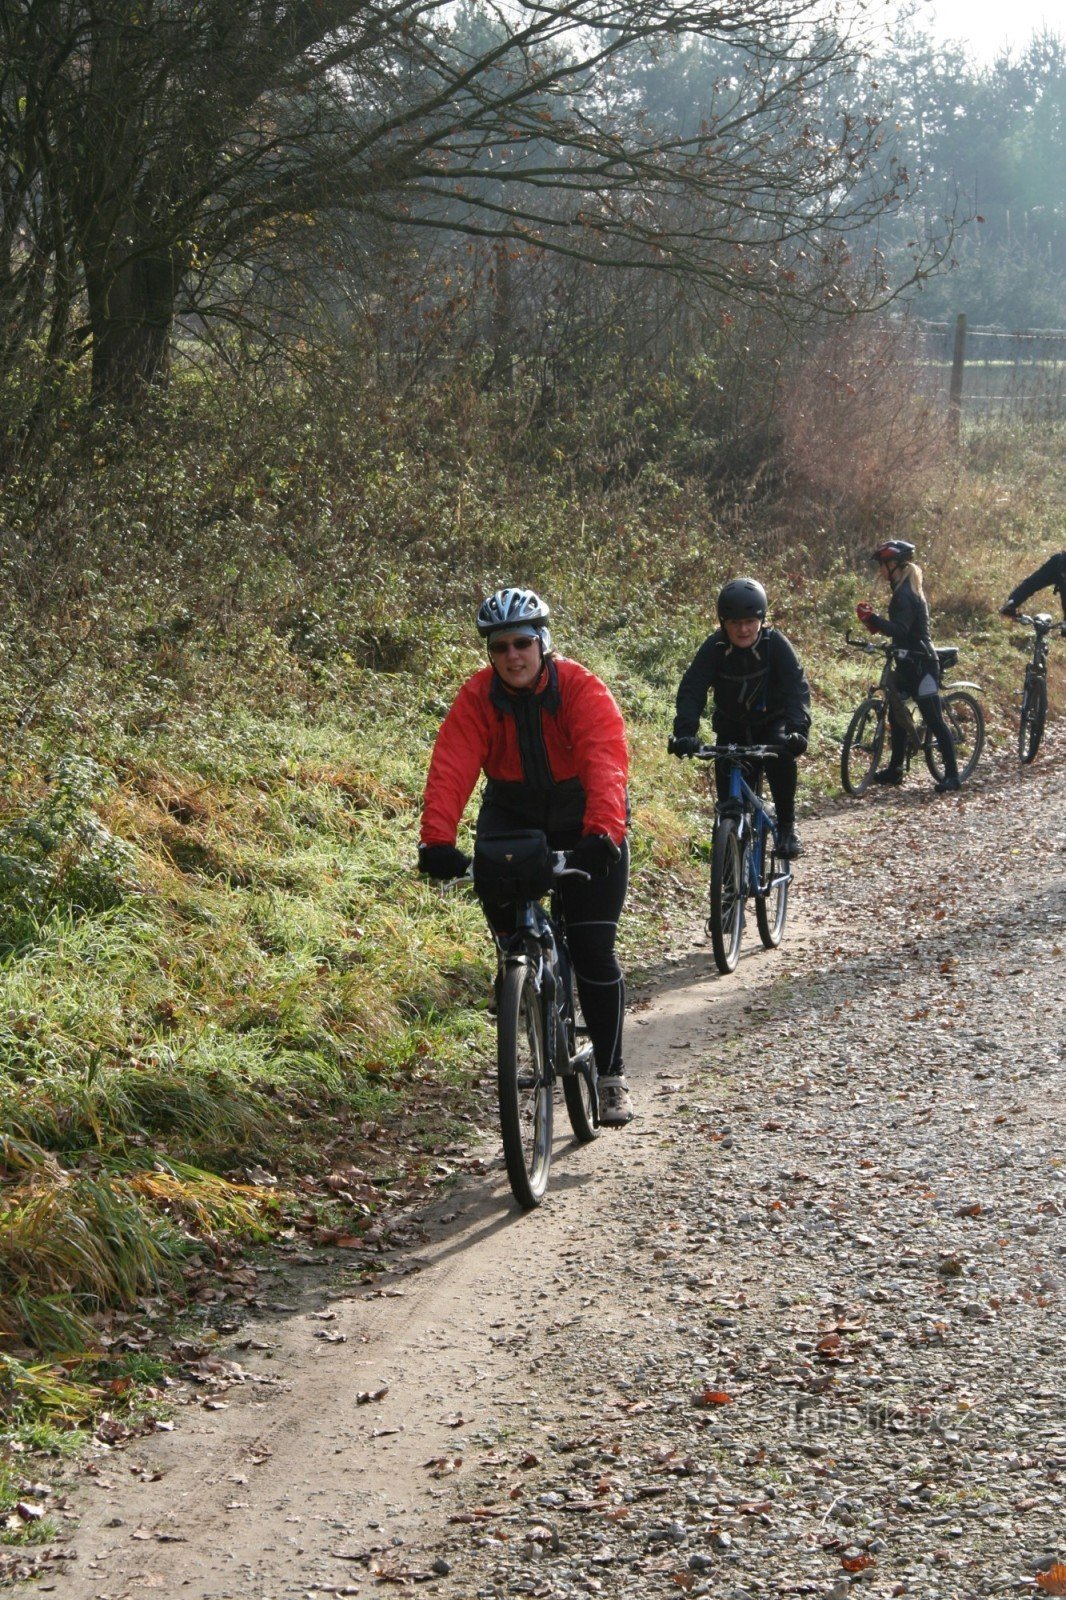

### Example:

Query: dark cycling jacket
xmin=672 ymin=626 xmax=811 ymax=741
xmin=421 ymin=655 xmax=629 ymax=849
xmin=867 ymin=579 xmax=938 ymax=663
xmin=1006 ymin=551 xmax=1066 ymax=616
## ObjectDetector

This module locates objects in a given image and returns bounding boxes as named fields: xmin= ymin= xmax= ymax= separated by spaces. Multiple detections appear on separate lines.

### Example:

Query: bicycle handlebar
xmin=689 ymin=743 xmax=781 ymax=761
xmin=1014 ymin=611 xmax=1065 ymax=634
xmin=845 ymin=632 xmax=890 ymax=654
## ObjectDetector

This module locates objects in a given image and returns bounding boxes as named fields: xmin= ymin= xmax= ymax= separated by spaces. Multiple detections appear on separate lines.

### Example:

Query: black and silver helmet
xmin=717 ymin=577 xmax=768 ymax=622
xmin=476 ymin=588 xmax=551 ymax=646
xmin=872 ymin=540 xmax=915 ymax=565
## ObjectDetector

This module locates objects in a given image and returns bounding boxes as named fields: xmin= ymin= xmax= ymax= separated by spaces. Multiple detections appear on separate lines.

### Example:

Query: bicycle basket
xmin=936 ymin=645 xmax=959 ymax=670
xmin=474 ymin=830 xmax=554 ymax=903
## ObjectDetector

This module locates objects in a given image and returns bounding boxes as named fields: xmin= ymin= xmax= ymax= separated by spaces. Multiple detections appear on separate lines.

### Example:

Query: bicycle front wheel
xmin=709 ymin=818 xmax=746 ymax=974
xmin=562 ymin=1041 xmax=599 ymax=1144
xmin=924 ymin=690 xmax=985 ymax=784
xmin=841 ymin=698 xmax=887 ymax=796
xmin=497 ymin=962 xmax=553 ymax=1209
xmin=1018 ymin=671 xmax=1047 ymax=764
xmin=754 ymin=819 xmax=789 ymax=950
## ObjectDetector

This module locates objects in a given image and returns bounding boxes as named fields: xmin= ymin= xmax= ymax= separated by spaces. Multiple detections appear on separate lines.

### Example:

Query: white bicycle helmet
xmin=476 ymin=588 xmax=552 ymax=649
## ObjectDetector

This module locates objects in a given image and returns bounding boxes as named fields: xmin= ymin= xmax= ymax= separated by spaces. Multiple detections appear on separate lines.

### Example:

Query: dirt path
xmin=53 ymin=743 xmax=1065 ymax=1600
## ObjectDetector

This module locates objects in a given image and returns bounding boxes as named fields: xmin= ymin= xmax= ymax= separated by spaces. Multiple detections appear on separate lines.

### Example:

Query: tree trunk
xmin=87 ymin=250 xmax=182 ymax=405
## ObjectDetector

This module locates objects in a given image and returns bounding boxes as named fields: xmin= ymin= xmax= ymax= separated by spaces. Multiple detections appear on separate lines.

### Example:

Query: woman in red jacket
xmin=419 ymin=588 xmax=633 ymax=1126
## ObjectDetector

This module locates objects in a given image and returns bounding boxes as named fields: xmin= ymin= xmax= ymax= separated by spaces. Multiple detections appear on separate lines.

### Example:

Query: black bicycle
xmin=452 ymin=833 xmax=598 ymax=1210
xmin=671 ymin=740 xmax=792 ymax=974
xmin=840 ymin=636 xmax=985 ymax=796
xmin=1010 ymin=612 xmax=1065 ymax=764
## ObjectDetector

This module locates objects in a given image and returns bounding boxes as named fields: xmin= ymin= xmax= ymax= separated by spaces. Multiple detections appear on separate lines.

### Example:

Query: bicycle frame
xmin=1017 ymin=611 xmax=1063 ymax=678
xmin=442 ymin=845 xmax=600 ymax=1209
xmin=1012 ymin=612 xmax=1064 ymax=764
xmin=494 ymin=891 xmax=590 ymax=1097
xmin=712 ymin=747 xmax=783 ymax=895
xmin=846 ymin=635 xmax=982 ymax=745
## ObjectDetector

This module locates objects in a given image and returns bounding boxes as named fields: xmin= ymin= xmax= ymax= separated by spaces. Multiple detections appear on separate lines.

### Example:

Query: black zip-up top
xmin=672 ymin=625 xmax=811 ymax=741
xmin=1007 ymin=550 xmax=1066 ymax=617
xmin=868 ymin=578 xmax=937 ymax=661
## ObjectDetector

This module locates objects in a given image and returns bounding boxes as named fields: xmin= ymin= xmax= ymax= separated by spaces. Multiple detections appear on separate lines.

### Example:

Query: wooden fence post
xmin=948 ymin=313 xmax=967 ymax=441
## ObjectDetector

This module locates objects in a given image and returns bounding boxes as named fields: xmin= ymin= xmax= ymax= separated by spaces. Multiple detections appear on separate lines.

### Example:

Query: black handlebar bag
xmin=473 ymin=830 xmax=554 ymax=905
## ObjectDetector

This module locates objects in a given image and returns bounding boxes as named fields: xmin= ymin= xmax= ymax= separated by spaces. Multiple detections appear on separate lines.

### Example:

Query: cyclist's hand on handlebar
xmin=668 ymin=734 xmax=701 ymax=758
xmin=778 ymin=730 xmax=808 ymax=757
xmin=418 ymin=843 xmax=471 ymax=880
xmin=566 ymin=835 xmax=621 ymax=877
xmin=856 ymin=601 xmax=878 ymax=633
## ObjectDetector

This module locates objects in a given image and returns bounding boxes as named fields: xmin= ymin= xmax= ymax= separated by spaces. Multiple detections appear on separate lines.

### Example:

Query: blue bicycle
xmin=673 ymin=742 xmax=793 ymax=974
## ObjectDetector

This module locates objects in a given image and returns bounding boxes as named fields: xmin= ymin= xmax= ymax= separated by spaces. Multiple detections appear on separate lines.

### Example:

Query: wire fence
xmin=914 ymin=319 xmax=1066 ymax=422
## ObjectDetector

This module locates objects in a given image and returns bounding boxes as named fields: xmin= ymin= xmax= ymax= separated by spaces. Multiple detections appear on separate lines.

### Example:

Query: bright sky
xmin=892 ymin=0 xmax=1059 ymax=61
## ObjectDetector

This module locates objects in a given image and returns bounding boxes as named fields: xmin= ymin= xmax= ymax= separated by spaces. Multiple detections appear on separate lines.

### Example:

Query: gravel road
xmin=32 ymin=740 xmax=1066 ymax=1600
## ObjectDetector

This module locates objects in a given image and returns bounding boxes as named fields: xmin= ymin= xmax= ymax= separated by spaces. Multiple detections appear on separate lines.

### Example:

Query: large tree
xmin=0 ymin=0 xmax=940 ymax=405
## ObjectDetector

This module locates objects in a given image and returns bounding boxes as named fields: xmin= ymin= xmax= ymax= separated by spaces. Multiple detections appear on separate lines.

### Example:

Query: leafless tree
xmin=0 ymin=0 xmax=948 ymax=406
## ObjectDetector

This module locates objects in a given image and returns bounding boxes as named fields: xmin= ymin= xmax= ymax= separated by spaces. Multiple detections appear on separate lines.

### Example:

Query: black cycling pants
xmin=887 ymin=670 xmax=959 ymax=783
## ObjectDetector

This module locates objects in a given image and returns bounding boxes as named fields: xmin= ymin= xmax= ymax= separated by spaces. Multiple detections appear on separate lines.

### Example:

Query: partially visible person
xmin=1000 ymin=551 xmax=1066 ymax=619
xmin=669 ymin=577 xmax=811 ymax=858
xmin=855 ymin=539 xmax=960 ymax=793
xmin=418 ymin=588 xmax=634 ymax=1127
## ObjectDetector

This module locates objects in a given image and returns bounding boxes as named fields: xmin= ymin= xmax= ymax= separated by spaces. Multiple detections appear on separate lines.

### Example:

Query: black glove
xmin=418 ymin=843 xmax=471 ymax=880
xmin=999 ymin=601 xmax=1018 ymax=617
xmin=668 ymin=734 xmax=700 ymax=759
xmin=779 ymin=730 xmax=808 ymax=757
xmin=566 ymin=835 xmax=621 ymax=877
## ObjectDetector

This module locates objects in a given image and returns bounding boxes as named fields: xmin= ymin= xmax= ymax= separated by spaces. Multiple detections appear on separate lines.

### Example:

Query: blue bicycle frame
xmin=693 ymin=743 xmax=792 ymax=974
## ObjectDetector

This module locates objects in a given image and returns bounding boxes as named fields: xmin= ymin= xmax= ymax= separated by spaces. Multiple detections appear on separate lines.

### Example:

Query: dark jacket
xmin=672 ymin=626 xmax=811 ymax=741
xmin=867 ymin=579 xmax=937 ymax=662
xmin=1007 ymin=551 xmax=1066 ymax=616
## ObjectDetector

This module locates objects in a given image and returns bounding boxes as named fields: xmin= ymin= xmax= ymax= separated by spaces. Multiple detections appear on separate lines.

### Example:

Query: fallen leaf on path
xmin=356 ymin=1386 xmax=389 ymax=1404
xmin=1036 ymin=1564 xmax=1066 ymax=1595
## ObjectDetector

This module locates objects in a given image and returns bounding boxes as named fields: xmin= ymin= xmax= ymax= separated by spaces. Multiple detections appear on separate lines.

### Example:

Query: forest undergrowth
xmin=0 ymin=357 xmax=1062 ymax=1531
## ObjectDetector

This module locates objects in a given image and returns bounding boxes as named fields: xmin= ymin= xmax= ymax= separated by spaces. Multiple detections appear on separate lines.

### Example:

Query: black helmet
xmin=872 ymin=540 xmax=915 ymax=565
xmin=717 ymin=577 xmax=768 ymax=622
xmin=476 ymin=588 xmax=551 ymax=642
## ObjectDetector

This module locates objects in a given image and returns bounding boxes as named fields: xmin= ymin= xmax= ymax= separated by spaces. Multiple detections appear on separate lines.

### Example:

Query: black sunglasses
xmin=488 ymin=635 xmax=538 ymax=655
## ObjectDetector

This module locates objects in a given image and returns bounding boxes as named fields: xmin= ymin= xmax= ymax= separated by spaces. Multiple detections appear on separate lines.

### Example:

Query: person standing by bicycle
xmin=855 ymin=539 xmax=961 ymax=793
xmin=1000 ymin=551 xmax=1066 ymax=619
xmin=669 ymin=577 xmax=811 ymax=859
xmin=417 ymin=588 xmax=634 ymax=1127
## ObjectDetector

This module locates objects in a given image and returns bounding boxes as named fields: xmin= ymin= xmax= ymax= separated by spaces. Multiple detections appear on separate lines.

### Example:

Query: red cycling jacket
xmin=421 ymin=656 xmax=629 ymax=847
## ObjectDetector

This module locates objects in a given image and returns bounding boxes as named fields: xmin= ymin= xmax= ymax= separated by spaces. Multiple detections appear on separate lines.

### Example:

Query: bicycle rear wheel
xmin=709 ymin=817 xmax=745 ymax=974
xmin=841 ymin=698 xmax=887 ymax=796
xmin=497 ymin=962 xmax=553 ymax=1209
xmin=924 ymin=690 xmax=985 ymax=784
xmin=754 ymin=817 xmax=789 ymax=949
xmin=1018 ymin=671 xmax=1047 ymax=764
